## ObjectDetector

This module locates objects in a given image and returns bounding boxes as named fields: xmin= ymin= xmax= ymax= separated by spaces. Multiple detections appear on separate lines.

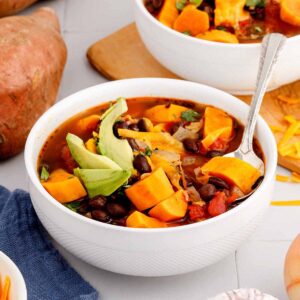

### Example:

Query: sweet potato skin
xmin=0 ymin=0 xmax=37 ymax=17
xmin=0 ymin=8 xmax=67 ymax=160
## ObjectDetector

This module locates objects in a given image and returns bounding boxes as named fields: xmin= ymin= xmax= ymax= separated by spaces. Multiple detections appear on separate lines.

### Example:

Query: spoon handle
xmin=239 ymin=33 xmax=287 ymax=154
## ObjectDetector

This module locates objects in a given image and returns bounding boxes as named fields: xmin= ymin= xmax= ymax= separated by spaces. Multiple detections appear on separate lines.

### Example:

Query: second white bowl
xmin=0 ymin=252 xmax=27 ymax=300
xmin=134 ymin=0 xmax=300 ymax=95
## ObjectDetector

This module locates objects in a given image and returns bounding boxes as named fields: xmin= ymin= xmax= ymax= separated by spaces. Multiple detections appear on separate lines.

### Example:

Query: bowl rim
xmin=134 ymin=0 xmax=300 ymax=49
xmin=0 ymin=251 xmax=27 ymax=298
xmin=25 ymin=78 xmax=277 ymax=234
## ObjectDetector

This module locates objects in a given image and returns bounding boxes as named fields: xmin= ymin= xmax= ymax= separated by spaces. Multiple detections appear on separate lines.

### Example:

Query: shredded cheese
xmin=271 ymin=200 xmax=300 ymax=206
xmin=284 ymin=115 xmax=297 ymax=124
xmin=278 ymin=95 xmax=300 ymax=104
xmin=276 ymin=174 xmax=290 ymax=182
xmin=291 ymin=172 xmax=300 ymax=182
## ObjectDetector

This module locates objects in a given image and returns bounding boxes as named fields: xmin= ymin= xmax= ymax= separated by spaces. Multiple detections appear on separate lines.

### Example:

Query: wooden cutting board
xmin=87 ymin=23 xmax=300 ymax=173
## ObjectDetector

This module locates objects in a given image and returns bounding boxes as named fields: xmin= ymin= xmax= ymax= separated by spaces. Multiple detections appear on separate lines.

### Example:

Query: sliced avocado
xmin=66 ymin=133 xmax=121 ymax=170
xmin=98 ymin=98 xmax=133 ymax=171
xmin=74 ymin=168 xmax=130 ymax=197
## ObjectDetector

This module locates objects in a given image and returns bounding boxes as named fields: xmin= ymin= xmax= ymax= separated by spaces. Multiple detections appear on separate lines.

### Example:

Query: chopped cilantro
xmin=254 ymin=26 xmax=263 ymax=33
xmin=189 ymin=0 xmax=203 ymax=7
xmin=176 ymin=0 xmax=186 ymax=11
xmin=183 ymin=31 xmax=191 ymax=36
xmin=65 ymin=201 xmax=81 ymax=212
xmin=216 ymin=26 xmax=227 ymax=31
xmin=245 ymin=0 xmax=265 ymax=7
xmin=145 ymin=147 xmax=152 ymax=157
xmin=40 ymin=166 xmax=50 ymax=181
xmin=181 ymin=110 xmax=201 ymax=122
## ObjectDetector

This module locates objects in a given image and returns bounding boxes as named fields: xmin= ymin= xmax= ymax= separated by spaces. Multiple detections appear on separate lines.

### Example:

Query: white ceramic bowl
xmin=134 ymin=0 xmax=300 ymax=95
xmin=0 ymin=252 xmax=27 ymax=300
xmin=25 ymin=78 xmax=277 ymax=277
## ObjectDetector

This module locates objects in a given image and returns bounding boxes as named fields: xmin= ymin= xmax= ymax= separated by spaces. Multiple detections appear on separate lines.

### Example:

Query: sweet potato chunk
xmin=157 ymin=0 xmax=179 ymax=28
xmin=197 ymin=30 xmax=239 ymax=44
xmin=280 ymin=0 xmax=300 ymax=26
xmin=204 ymin=107 xmax=233 ymax=138
xmin=201 ymin=157 xmax=261 ymax=194
xmin=144 ymin=104 xmax=188 ymax=123
xmin=85 ymin=138 xmax=97 ymax=154
xmin=126 ymin=211 xmax=167 ymax=228
xmin=214 ymin=0 xmax=250 ymax=28
xmin=174 ymin=5 xmax=210 ymax=36
xmin=202 ymin=107 xmax=233 ymax=150
xmin=42 ymin=169 xmax=87 ymax=203
xmin=149 ymin=190 xmax=188 ymax=222
xmin=125 ymin=168 xmax=174 ymax=211
xmin=76 ymin=115 xmax=100 ymax=134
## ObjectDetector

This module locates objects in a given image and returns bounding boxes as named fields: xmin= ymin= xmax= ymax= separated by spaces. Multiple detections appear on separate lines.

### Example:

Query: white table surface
xmin=1 ymin=1 xmax=299 ymax=299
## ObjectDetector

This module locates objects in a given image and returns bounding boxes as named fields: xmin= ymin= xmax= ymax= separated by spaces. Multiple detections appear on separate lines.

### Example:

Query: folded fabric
xmin=0 ymin=186 xmax=99 ymax=300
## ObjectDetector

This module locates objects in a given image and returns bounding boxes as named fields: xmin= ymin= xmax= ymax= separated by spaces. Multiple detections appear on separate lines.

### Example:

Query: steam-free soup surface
xmin=38 ymin=97 xmax=263 ymax=228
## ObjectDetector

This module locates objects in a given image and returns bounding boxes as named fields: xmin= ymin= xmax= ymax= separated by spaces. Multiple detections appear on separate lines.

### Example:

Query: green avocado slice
xmin=66 ymin=133 xmax=121 ymax=170
xmin=97 ymin=98 xmax=133 ymax=171
xmin=74 ymin=168 xmax=131 ymax=197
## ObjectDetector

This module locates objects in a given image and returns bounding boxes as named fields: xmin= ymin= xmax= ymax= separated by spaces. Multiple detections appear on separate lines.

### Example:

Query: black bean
xmin=199 ymin=184 xmax=216 ymax=201
xmin=129 ymin=123 xmax=139 ymax=131
xmin=91 ymin=210 xmax=111 ymax=223
xmin=152 ymin=0 xmax=163 ymax=9
xmin=78 ymin=202 xmax=90 ymax=214
xmin=127 ymin=138 xmax=139 ymax=151
xmin=183 ymin=138 xmax=199 ymax=153
xmin=133 ymin=154 xmax=152 ymax=174
xmin=207 ymin=150 xmax=224 ymax=158
xmin=137 ymin=119 xmax=148 ymax=132
xmin=89 ymin=196 xmax=107 ymax=209
xmin=113 ymin=121 xmax=128 ymax=137
xmin=208 ymin=176 xmax=229 ymax=190
xmin=145 ymin=3 xmax=155 ymax=14
xmin=107 ymin=202 xmax=129 ymax=218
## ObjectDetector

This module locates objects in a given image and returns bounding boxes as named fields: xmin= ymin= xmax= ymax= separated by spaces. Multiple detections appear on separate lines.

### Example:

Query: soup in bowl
xmin=25 ymin=78 xmax=277 ymax=276
xmin=38 ymin=97 xmax=264 ymax=228
xmin=134 ymin=0 xmax=300 ymax=94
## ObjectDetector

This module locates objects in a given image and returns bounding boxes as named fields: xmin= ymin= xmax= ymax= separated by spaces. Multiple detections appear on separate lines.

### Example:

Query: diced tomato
xmin=208 ymin=191 xmax=227 ymax=217
xmin=188 ymin=204 xmax=206 ymax=221
xmin=61 ymin=145 xmax=78 ymax=173
xmin=210 ymin=138 xmax=229 ymax=151
xmin=226 ymin=194 xmax=239 ymax=204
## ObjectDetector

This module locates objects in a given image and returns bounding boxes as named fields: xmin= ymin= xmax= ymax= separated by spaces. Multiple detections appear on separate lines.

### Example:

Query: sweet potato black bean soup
xmin=145 ymin=0 xmax=300 ymax=43
xmin=38 ymin=98 xmax=264 ymax=228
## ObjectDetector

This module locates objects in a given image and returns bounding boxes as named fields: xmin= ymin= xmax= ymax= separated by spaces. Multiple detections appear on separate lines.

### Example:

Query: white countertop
xmin=0 ymin=1 xmax=299 ymax=299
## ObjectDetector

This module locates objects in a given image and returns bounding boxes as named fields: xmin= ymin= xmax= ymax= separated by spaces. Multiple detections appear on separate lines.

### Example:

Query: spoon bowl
xmin=224 ymin=33 xmax=287 ymax=201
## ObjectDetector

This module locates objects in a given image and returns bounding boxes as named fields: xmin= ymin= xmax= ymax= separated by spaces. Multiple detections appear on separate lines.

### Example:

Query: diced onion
xmin=172 ymin=126 xmax=199 ymax=141
xmin=182 ymin=156 xmax=196 ymax=166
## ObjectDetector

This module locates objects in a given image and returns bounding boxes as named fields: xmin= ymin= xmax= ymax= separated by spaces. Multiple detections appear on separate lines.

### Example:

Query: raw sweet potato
xmin=0 ymin=8 xmax=67 ymax=160
xmin=0 ymin=0 xmax=37 ymax=17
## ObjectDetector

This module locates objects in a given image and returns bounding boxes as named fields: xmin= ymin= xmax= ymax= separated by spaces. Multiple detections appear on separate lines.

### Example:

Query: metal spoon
xmin=224 ymin=33 xmax=287 ymax=200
